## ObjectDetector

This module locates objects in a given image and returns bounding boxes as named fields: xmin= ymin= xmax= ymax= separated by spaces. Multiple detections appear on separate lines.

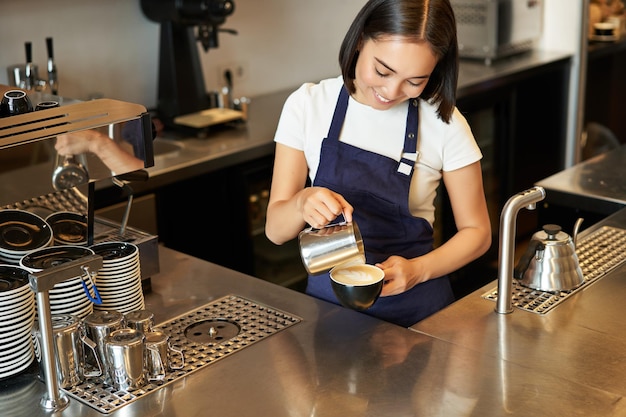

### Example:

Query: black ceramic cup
xmin=0 ymin=89 xmax=33 ymax=117
xmin=35 ymin=100 xmax=60 ymax=111
xmin=330 ymin=264 xmax=384 ymax=311
xmin=593 ymin=22 xmax=615 ymax=37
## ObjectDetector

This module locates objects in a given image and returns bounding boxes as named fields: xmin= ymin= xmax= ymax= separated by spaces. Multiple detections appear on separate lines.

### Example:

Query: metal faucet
xmin=495 ymin=186 xmax=546 ymax=314
xmin=29 ymin=255 xmax=103 ymax=412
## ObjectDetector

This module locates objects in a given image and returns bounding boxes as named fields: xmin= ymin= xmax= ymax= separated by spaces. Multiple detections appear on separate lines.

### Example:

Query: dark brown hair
xmin=339 ymin=0 xmax=459 ymax=123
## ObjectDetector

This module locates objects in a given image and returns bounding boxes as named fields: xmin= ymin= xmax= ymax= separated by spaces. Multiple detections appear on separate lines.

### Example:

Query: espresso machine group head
xmin=141 ymin=0 xmax=236 ymax=129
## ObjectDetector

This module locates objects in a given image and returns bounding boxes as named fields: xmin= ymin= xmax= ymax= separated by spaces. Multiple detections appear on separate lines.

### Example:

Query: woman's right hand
xmin=296 ymin=186 xmax=353 ymax=229
xmin=266 ymin=143 xmax=352 ymax=245
xmin=55 ymin=131 xmax=96 ymax=156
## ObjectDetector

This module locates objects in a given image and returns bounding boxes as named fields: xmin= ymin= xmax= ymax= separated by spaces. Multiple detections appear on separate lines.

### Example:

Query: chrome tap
xmin=23 ymin=41 xmax=37 ymax=91
xmin=29 ymin=255 xmax=103 ymax=412
xmin=15 ymin=39 xmax=56 ymax=93
xmin=495 ymin=186 xmax=546 ymax=314
xmin=46 ymin=37 xmax=59 ymax=95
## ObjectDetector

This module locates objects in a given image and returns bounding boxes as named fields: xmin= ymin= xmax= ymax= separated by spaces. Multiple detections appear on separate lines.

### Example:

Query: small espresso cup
xmin=35 ymin=100 xmax=60 ymax=111
xmin=0 ymin=89 xmax=33 ymax=117
xmin=329 ymin=263 xmax=385 ymax=311
xmin=594 ymin=22 xmax=616 ymax=37
xmin=144 ymin=330 xmax=184 ymax=381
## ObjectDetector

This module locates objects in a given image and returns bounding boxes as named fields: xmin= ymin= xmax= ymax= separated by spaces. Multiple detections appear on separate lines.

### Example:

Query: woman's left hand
xmin=376 ymin=255 xmax=421 ymax=296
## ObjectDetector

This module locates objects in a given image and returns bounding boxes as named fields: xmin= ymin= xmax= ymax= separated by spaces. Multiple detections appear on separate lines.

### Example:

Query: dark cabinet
xmin=152 ymin=155 xmax=307 ymax=290
xmin=585 ymin=39 xmax=626 ymax=144
xmin=154 ymin=158 xmax=261 ymax=275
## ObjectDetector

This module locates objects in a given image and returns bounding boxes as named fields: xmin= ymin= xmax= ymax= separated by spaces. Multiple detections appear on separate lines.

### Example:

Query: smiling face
xmin=352 ymin=36 xmax=438 ymax=110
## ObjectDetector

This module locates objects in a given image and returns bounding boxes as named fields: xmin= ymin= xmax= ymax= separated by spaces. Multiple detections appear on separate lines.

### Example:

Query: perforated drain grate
xmin=63 ymin=294 xmax=302 ymax=414
xmin=483 ymin=226 xmax=626 ymax=314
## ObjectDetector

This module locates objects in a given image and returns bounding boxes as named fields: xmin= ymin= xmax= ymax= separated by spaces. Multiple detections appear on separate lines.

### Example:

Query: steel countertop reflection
xmin=0 ymin=246 xmax=479 ymax=416
xmin=7 ymin=231 xmax=626 ymax=416
xmin=536 ymin=144 xmax=626 ymax=215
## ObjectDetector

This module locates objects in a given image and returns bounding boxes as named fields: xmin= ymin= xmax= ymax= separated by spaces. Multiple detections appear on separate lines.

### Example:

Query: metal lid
xmin=83 ymin=310 xmax=125 ymax=327
xmin=144 ymin=330 xmax=168 ymax=345
xmin=33 ymin=314 xmax=81 ymax=334
xmin=533 ymin=224 xmax=571 ymax=245
xmin=105 ymin=328 xmax=144 ymax=347
xmin=124 ymin=309 xmax=154 ymax=323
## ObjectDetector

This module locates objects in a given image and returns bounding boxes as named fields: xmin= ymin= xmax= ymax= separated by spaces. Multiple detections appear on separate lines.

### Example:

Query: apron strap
xmin=327 ymin=87 xmax=419 ymax=176
xmin=326 ymin=86 xmax=350 ymax=141
xmin=398 ymin=98 xmax=419 ymax=176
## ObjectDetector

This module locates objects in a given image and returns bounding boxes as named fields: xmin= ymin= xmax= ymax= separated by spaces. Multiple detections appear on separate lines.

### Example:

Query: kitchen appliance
xmin=45 ymin=37 xmax=58 ymax=95
xmin=0 ymin=89 xmax=159 ymax=281
xmin=451 ymin=0 xmax=543 ymax=65
xmin=0 ymin=89 xmax=159 ymax=411
xmin=494 ymin=186 xmax=546 ymax=314
xmin=140 ymin=0 xmax=237 ymax=130
xmin=2 ymin=191 xmax=160 ymax=284
xmin=514 ymin=220 xmax=585 ymax=292
xmin=485 ymin=224 xmax=626 ymax=315
xmin=7 ymin=39 xmax=58 ymax=93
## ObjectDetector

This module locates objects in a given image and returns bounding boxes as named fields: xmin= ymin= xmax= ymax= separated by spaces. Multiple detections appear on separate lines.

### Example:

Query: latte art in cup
xmin=331 ymin=264 xmax=384 ymax=285
xmin=329 ymin=264 xmax=385 ymax=311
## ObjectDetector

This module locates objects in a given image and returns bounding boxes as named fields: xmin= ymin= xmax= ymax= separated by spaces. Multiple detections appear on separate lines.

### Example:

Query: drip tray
xmin=63 ymin=295 xmax=302 ymax=414
xmin=483 ymin=226 xmax=626 ymax=314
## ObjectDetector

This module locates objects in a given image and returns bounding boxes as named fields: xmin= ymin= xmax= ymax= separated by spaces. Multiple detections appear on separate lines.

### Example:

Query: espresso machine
xmin=140 ymin=0 xmax=239 ymax=132
xmin=0 ymin=88 xmax=158 ymax=411
xmin=0 ymin=89 xmax=159 ymax=280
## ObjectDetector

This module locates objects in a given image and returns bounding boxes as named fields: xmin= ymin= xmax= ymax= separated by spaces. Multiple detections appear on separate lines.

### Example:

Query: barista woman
xmin=265 ymin=0 xmax=491 ymax=327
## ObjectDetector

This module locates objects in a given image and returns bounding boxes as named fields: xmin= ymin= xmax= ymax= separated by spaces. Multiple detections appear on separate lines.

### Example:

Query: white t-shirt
xmin=274 ymin=76 xmax=482 ymax=226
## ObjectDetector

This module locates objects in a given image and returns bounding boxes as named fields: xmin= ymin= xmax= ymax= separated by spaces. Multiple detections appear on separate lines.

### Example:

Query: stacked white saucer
xmin=20 ymin=246 xmax=97 ymax=320
xmin=0 ymin=265 xmax=35 ymax=379
xmin=91 ymin=242 xmax=144 ymax=314
xmin=0 ymin=210 xmax=52 ymax=265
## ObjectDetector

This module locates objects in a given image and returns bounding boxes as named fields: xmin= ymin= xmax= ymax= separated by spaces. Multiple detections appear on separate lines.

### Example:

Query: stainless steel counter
xmin=536 ymin=144 xmax=626 ymax=215
xmin=457 ymin=49 xmax=571 ymax=98
xmin=5 ymin=206 xmax=626 ymax=416
xmin=1 ymin=245 xmax=467 ymax=417
xmin=411 ymin=206 xmax=626 ymax=416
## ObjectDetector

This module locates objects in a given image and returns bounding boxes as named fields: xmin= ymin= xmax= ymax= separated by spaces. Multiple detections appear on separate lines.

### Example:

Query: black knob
xmin=542 ymin=224 xmax=562 ymax=237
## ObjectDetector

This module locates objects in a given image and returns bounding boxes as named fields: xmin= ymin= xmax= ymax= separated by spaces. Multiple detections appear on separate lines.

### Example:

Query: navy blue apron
xmin=307 ymin=86 xmax=454 ymax=327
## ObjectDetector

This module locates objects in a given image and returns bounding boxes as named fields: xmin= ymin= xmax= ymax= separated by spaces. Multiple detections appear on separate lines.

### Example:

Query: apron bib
xmin=307 ymin=86 xmax=454 ymax=327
